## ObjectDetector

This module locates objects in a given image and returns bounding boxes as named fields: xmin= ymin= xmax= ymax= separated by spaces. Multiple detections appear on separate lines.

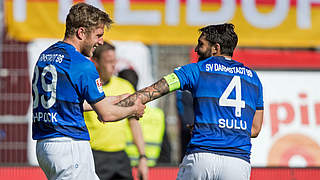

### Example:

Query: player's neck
xmin=212 ymin=54 xmax=232 ymax=60
xmin=223 ymin=56 xmax=232 ymax=60
xmin=221 ymin=55 xmax=232 ymax=60
xmin=63 ymin=37 xmax=81 ymax=53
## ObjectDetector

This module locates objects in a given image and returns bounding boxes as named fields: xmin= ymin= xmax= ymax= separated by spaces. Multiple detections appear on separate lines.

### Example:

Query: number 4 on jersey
xmin=219 ymin=76 xmax=245 ymax=117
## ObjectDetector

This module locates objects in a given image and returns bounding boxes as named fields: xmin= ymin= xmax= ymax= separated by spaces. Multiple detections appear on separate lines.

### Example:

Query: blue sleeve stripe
xmin=256 ymin=106 xmax=264 ymax=110
xmin=88 ymin=95 xmax=105 ymax=104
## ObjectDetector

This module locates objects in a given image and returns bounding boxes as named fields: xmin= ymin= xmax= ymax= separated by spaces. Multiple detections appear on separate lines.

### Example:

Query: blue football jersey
xmin=174 ymin=56 xmax=263 ymax=162
xmin=32 ymin=41 xmax=105 ymax=140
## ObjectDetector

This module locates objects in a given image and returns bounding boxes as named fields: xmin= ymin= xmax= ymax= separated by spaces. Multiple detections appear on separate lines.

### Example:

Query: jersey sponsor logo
xmin=96 ymin=78 xmax=103 ymax=93
xmin=218 ymin=118 xmax=247 ymax=130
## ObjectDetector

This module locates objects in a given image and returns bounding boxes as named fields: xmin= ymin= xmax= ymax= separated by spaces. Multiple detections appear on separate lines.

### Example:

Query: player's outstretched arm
xmin=90 ymin=97 xmax=146 ymax=122
xmin=83 ymin=94 xmax=132 ymax=112
xmin=116 ymin=78 xmax=169 ymax=106
xmin=117 ymin=73 xmax=180 ymax=107
xmin=251 ymin=110 xmax=264 ymax=138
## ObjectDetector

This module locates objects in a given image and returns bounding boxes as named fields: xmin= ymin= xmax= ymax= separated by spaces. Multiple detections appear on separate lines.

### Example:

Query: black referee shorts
xmin=92 ymin=150 xmax=133 ymax=180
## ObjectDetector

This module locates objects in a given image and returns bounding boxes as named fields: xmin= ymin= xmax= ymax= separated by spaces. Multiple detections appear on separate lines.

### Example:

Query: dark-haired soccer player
xmin=117 ymin=23 xmax=264 ymax=180
xmin=32 ymin=3 xmax=145 ymax=179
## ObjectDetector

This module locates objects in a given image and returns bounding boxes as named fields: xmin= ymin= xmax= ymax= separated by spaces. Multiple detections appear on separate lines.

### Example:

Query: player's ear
xmin=211 ymin=43 xmax=221 ymax=56
xmin=76 ymin=27 xmax=87 ymax=40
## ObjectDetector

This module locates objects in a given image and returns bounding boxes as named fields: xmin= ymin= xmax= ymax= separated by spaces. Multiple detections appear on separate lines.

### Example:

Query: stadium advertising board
xmin=4 ymin=0 xmax=320 ymax=47
xmin=1 ymin=167 xmax=319 ymax=180
xmin=252 ymin=71 xmax=320 ymax=167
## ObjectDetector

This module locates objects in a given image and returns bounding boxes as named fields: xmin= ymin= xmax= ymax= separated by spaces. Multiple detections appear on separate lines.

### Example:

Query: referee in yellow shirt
xmin=84 ymin=42 xmax=148 ymax=180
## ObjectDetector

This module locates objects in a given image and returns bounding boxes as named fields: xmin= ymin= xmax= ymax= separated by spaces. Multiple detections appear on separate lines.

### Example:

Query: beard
xmin=81 ymin=43 xmax=94 ymax=57
xmin=81 ymin=37 xmax=95 ymax=57
xmin=197 ymin=48 xmax=212 ymax=62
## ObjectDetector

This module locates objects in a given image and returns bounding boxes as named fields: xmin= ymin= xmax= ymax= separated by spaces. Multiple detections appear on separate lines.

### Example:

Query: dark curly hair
xmin=64 ymin=3 xmax=113 ymax=38
xmin=199 ymin=23 xmax=238 ymax=57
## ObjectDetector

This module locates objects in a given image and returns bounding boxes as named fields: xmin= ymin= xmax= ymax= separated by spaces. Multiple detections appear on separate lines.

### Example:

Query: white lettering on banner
xmin=270 ymin=92 xmax=320 ymax=136
xmin=58 ymin=0 xmax=104 ymax=23
xmin=186 ymin=0 xmax=235 ymax=25
xmin=250 ymin=71 xmax=320 ymax=167
xmin=33 ymin=112 xmax=58 ymax=123
xmin=165 ymin=0 xmax=180 ymax=26
xmin=218 ymin=118 xmax=247 ymax=130
xmin=297 ymin=0 xmax=320 ymax=29
xmin=11 ymin=0 xmax=319 ymax=29
xmin=86 ymin=0 xmax=105 ymax=10
xmin=242 ymin=0 xmax=290 ymax=28
xmin=13 ymin=0 xmax=26 ymax=22
xmin=58 ymin=0 xmax=72 ymax=23
xmin=115 ymin=0 xmax=161 ymax=25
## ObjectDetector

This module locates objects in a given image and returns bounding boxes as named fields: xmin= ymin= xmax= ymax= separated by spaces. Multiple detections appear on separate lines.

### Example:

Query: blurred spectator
xmin=118 ymin=69 xmax=138 ymax=91
xmin=84 ymin=42 xmax=148 ymax=180
xmin=119 ymin=69 xmax=166 ymax=167
xmin=156 ymin=127 xmax=172 ymax=164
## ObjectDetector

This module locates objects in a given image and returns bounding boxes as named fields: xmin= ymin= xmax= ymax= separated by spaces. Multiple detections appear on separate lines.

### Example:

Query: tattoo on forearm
xmin=116 ymin=78 xmax=169 ymax=107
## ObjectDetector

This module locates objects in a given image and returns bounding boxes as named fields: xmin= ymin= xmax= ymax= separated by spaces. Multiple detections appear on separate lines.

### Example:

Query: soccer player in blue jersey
xmin=117 ymin=23 xmax=264 ymax=180
xmin=32 ymin=3 xmax=145 ymax=180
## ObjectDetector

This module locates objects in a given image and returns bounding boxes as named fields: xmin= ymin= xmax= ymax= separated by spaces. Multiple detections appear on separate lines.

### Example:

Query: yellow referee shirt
xmin=84 ymin=76 xmax=135 ymax=152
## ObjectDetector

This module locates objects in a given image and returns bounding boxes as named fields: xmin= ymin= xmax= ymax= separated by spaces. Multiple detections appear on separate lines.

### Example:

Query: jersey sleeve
xmin=173 ymin=63 xmax=200 ymax=91
xmin=256 ymin=77 xmax=264 ymax=110
xmin=71 ymin=59 xmax=105 ymax=104
xmin=82 ymin=63 xmax=105 ymax=104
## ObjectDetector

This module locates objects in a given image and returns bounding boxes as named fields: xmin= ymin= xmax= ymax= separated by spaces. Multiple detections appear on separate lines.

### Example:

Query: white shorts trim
xmin=176 ymin=152 xmax=251 ymax=180
xmin=36 ymin=137 xmax=99 ymax=180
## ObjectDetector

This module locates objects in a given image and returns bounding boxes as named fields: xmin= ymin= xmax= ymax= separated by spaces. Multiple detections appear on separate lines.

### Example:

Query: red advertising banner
xmin=234 ymin=49 xmax=320 ymax=69
xmin=190 ymin=49 xmax=320 ymax=69
xmin=0 ymin=167 xmax=320 ymax=180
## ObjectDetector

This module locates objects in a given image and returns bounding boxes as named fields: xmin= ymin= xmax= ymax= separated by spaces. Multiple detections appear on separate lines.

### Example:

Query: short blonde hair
xmin=64 ymin=3 xmax=113 ymax=38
